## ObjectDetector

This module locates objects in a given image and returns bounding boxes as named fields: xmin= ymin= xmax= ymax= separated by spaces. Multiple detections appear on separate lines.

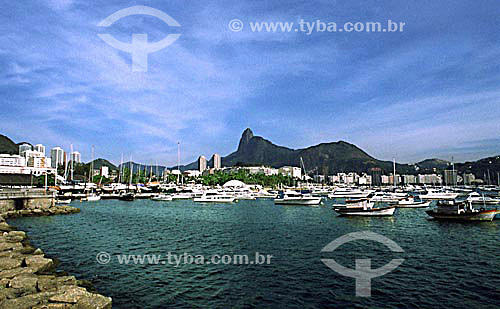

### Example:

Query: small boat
xmin=84 ymin=194 xmax=101 ymax=202
xmin=419 ymin=189 xmax=459 ymax=200
xmin=56 ymin=198 xmax=71 ymax=204
xmin=395 ymin=197 xmax=431 ymax=208
xmin=426 ymin=200 xmax=498 ymax=221
xmin=333 ymin=200 xmax=395 ymax=216
xmin=274 ymin=190 xmax=322 ymax=206
xmin=119 ymin=192 xmax=135 ymax=201
xmin=466 ymin=192 xmax=500 ymax=205
xmin=193 ymin=190 xmax=236 ymax=203
xmin=328 ymin=189 xmax=373 ymax=199
xmin=151 ymin=194 xmax=173 ymax=201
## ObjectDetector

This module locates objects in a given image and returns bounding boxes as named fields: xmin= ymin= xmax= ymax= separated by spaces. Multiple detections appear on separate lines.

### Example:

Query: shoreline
xmin=0 ymin=206 xmax=112 ymax=308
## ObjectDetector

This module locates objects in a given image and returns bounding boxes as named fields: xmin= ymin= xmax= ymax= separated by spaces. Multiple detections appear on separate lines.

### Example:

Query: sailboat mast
xmin=70 ymin=144 xmax=74 ymax=182
xmin=393 ymin=158 xmax=396 ymax=187
xmin=119 ymin=153 xmax=123 ymax=183
xmin=129 ymin=156 xmax=133 ymax=187
xmin=177 ymin=142 xmax=180 ymax=184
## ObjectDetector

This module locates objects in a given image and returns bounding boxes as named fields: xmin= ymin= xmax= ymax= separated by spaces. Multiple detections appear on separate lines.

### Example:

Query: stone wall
xmin=0 ymin=207 xmax=112 ymax=308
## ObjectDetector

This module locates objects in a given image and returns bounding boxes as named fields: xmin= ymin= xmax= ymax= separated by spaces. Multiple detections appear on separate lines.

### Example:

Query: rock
xmin=7 ymin=231 xmax=26 ymax=239
xmin=0 ymin=242 xmax=23 ymax=252
xmin=56 ymin=276 xmax=76 ymax=286
xmin=33 ymin=248 xmax=44 ymax=255
xmin=0 ymin=290 xmax=58 ymax=308
xmin=0 ymin=257 xmax=22 ymax=271
xmin=33 ymin=209 xmax=43 ymax=215
xmin=0 ymin=267 xmax=34 ymax=279
xmin=36 ymin=275 xmax=57 ymax=292
xmin=0 ymin=222 xmax=14 ymax=232
xmin=9 ymin=274 xmax=38 ymax=294
xmin=20 ymin=210 xmax=31 ymax=216
xmin=0 ymin=278 xmax=10 ymax=288
xmin=24 ymin=255 xmax=54 ymax=274
xmin=49 ymin=285 xmax=87 ymax=303
xmin=75 ymin=292 xmax=112 ymax=309
xmin=0 ymin=287 xmax=19 ymax=301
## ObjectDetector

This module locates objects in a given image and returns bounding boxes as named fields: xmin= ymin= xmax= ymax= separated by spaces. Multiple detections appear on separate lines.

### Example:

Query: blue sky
xmin=1 ymin=0 xmax=499 ymax=165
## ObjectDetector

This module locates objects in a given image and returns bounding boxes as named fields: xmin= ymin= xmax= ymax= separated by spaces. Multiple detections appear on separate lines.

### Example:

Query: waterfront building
xmin=0 ymin=153 xmax=55 ymax=176
xmin=444 ymin=170 xmax=458 ymax=186
xmin=464 ymin=173 xmax=476 ymax=185
xmin=184 ymin=170 xmax=201 ymax=177
xmin=19 ymin=143 xmax=32 ymax=156
xmin=71 ymin=151 xmax=81 ymax=163
xmin=279 ymin=166 xmax=302 ymax=179
xmin=50 ymin=147 xmax=64 ymax=168
xmin=358 ymin=174 xmax=371 ymax=185
xmin=212 ymin=153 xmax=221 ymax=169
xmin=370 ymin=168 xmax=383 ymax=186
xmin=0 ymin=154 xmax=26 ymax=167
xmin=100 ymin=166 xmax=109 ymax=178
xmin=198 ymin=155 xmax=207 ymax=172
xmin=34 ymin=144 xmax=45 ymax=155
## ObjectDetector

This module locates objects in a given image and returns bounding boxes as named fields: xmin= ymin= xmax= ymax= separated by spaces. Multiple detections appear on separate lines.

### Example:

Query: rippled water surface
xmin=8 ymin=199 xmax=500 ymax=308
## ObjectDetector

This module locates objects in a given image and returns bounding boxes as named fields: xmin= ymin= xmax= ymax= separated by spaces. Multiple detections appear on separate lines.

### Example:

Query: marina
xmin=7 ymin=197 xmax=500 ymax=308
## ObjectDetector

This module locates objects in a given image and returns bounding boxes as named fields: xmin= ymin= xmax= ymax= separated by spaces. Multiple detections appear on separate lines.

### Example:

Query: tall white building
xmin=34 ymin=144 xmax=45 ymax=155
xmin=212 ymin=153 xmax=221 ymax=169
xmin=50 ymin=147 xmax=64 ymax=168
xmin=198 ymin=155 xmax=207 ymax=172
xmin=19 ymin=143 xmax=32 ymax=156
xmin=279 ymin=166 xmax=302 ymax=179
xmin=0 ymin=154 xmax=26 ymax=167
xmin=71 ymin=151 xmax=81 ymax=163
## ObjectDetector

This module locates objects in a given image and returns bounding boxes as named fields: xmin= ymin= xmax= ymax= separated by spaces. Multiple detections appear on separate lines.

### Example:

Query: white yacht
xmin=328 ymin=188 xmax=373 ymax=199
xmin=396 ymin=197 xmax=432 ymax=208
xmin=193 ymin=190 xmax=236 ymax=203
xmin=466 ymin=192 xmax=500 ymax=205
xmin=274 ymin=190 xmax=322 ymax=206
xmin=419 ymin=189 xmax=459 ymax=200
xmin=84 ymin=194 xmax=101 ymax=201
xmin=151 ymin=194 xmax=173 ymax=201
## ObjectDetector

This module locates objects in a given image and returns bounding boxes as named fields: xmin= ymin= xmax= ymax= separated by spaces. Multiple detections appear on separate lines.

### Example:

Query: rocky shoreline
xmin=0 ymin=206 xmax=112 ymax=308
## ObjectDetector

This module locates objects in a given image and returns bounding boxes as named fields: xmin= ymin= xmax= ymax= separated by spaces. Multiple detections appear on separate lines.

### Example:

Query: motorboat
xmin=466 ymin=192 xmax=500 ymax=205
xmin=151 ymin=194 xmax=173 ymax=201
xmin=119 ymin=192 xmax=135 ymax=201
xmin=274 ymin=190 xmax=322 ymax=206
xmin=333 ymin=200 xmax=396 ymax=216
xmin=419 ymin=189 xmax=459 ymax=200
xmin=370 ymin=192 xmax=406 ymax=203
xmin=328 ymin=189 xmax=373 ymax=199
xmin=426 ymin=200 xmax=498 ymax=221
xmin=395 ymin=197 xmax=432 ymax=208
xmin=84 ymin=194 xmax=101 ymax=202
xmin=193 ymin=190 xmax=236 ymax=203
xmin=55 ymin=198 xmax=71 ymax=204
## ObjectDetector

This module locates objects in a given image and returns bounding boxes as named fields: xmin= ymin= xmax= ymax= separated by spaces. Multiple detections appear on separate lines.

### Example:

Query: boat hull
xmin=426 ymin=209 xmax=498 ymax=221
xmin=274 ymin=198 xmax=322 ymax=206
xmin=396 ymin=201 xmax=432 ymax=208
xmin=334 ymin=206 xmax=396 ymax=216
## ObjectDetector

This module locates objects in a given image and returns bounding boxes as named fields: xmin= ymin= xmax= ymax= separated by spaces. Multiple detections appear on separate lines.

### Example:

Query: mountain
xmin=88 ymin=158 xmax=119 ymax=171
xmin=0 ymin=134 xmax=18 ymax=155
xmin=184 ymin=128 xmax=415 ymax=174
xmin=416 ymin=159 xmax=451 ymax=170
xmin=455 ymin=155 xmax=500 ymax=183
xmin=119 ymin=162 xmax=167 ymax=175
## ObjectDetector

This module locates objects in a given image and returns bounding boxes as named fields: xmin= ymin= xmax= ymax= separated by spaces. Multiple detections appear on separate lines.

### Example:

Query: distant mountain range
xmin=2 ymin=130 xmax=498 ymax=180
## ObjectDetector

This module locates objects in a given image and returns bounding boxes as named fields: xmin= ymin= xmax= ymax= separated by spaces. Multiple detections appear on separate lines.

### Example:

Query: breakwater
xmin=0 ymin=204 xmax=112 ymax=308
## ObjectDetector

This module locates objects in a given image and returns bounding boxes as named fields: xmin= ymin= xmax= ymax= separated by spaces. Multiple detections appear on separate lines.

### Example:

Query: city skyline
xmin=1 ymin=1 xmax=499 ymax=165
